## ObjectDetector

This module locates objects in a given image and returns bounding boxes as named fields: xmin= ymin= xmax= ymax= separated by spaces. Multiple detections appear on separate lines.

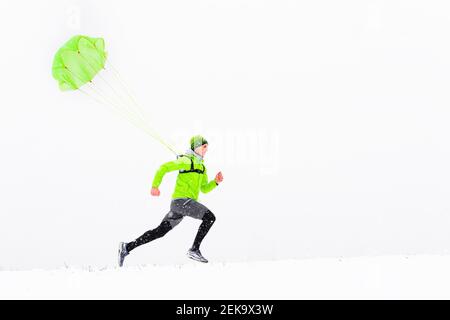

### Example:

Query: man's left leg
xmin=192 ymin=210 xmax=216 ymax=251
xmin=177 ymin=199 xmax=216 ymax=263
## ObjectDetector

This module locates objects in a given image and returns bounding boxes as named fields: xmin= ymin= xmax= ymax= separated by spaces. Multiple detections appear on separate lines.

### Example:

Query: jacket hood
xmin=185 ymin=148 xmax=203 ymax=161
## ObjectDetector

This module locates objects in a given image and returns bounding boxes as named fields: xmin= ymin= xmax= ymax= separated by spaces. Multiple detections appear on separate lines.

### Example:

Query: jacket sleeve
xmin=152 ymin=158 xmax=191 ymax=188
xmin=200 ymin=169 xmax=218 ymax=194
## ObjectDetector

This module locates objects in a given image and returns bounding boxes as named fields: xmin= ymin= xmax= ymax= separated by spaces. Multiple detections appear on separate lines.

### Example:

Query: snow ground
xmin=1 ymin=254 xmax=450 ymax=299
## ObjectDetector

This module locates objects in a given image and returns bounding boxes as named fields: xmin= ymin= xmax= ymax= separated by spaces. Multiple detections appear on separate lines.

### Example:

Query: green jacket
xmin=152 ymin=151 xmax=218 ymax=200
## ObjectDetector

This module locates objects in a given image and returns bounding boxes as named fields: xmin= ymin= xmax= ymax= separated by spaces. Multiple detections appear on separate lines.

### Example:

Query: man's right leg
xmin=119 ymin=210 xmax=182 ymax=267
xmin=125 ymin=220 xmax=173 ymax=253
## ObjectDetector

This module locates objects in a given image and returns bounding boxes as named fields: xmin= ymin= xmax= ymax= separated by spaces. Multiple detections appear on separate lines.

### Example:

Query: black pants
xmin=126 ymin=198 xmax=216 ymax=252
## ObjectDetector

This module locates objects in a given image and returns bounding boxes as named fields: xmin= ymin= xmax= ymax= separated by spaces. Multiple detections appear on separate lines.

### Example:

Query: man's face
xmin=194 ymin=144 xmax=208 ymax=157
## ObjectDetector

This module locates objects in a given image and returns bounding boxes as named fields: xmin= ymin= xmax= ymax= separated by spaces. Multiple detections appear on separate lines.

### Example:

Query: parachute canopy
xmin=52 ymin=35 xmax=107 ymax=91
xmin=51 ymin=35 xmax=179 ymax=155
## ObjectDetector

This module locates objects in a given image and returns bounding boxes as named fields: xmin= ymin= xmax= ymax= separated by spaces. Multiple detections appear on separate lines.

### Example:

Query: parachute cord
xmin=105 ymin=61 xmax=149 ymax=120
xmin=64 ymin=64 xmax=178 ymax=155
xmin=66 ymin=66 xmax=153 ymax=134
xmin=82 ymin=82 xmax=177 ymax=153
xmin=84 ymin=83 xmax=172 ymax=151
xmin=86 ymin=82 xmax=145 ymax=126
xmin=76 ymin=52 xmax=149 ymax=125
xmin=78 ymin=85 xmax=107 ymax=106
xmin=90 ymin=73 xmax=179 ymax=156
xmin=103 ymin=62 xmax=165 ymax=139
xmin=78 ymin=85 xmax=142 ymax=127
xmin=105 ymin=60 xmax=179 ymax=154
xmin=76 ymin=52 xmax=178 ymax=155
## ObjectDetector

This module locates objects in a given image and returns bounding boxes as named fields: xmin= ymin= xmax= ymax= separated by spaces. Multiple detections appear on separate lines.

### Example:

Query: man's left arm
xmin=201 ymin=170 xmax=223 ymax=193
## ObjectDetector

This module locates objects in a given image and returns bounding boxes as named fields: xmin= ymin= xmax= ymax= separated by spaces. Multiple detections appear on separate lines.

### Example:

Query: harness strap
xmin=177 ymin=154 xmax=205 ymax=174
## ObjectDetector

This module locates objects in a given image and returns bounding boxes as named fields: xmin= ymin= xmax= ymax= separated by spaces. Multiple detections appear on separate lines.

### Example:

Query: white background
xmin=0 ymin=0 xmax=449 ymax=270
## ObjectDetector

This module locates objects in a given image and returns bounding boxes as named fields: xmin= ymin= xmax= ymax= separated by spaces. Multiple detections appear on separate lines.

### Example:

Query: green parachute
xmin=52 ymin=35 xmax=107 ymax=91
xmin=52 ymin=35 xmax=178 ymax=155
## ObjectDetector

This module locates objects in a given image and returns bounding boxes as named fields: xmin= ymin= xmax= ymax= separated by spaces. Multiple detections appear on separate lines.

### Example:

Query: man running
xmin=118 ymin=135 xmax=223 ymax=266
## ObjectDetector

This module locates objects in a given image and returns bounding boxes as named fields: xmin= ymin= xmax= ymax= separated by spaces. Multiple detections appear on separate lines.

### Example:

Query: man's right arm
xmin=151 ymin=158 xmax=190 ymax=189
